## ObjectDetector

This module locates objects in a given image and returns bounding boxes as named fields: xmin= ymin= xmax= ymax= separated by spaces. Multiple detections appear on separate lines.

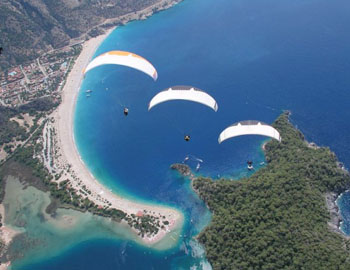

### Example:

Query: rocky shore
xmin=325 ymin=192 xmax=345 ymax=235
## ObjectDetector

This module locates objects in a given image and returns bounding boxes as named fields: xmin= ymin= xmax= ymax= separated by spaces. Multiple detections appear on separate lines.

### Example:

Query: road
xmin=19 ymin=65 xmax=30 ymax=84
xmin=37 ymin=58 xmax=48 ymax=78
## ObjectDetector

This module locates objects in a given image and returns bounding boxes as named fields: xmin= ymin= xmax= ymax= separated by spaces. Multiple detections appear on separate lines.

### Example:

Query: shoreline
xmin=0 ymin=205 xmax=22 ymax=270
xmin=326 ymin=192 xmax=350 ymax=239
xmin=51 ymin=1 xmax=183 ymax=246
xmin=0 ymin=205 xmax=21 ymax=246
xmin=281 ymin=113 xmax=350 ymax=240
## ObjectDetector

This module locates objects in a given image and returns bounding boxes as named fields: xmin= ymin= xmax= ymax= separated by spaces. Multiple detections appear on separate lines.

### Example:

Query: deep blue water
xmin=17 ymin=0 xmax=350 ymax=268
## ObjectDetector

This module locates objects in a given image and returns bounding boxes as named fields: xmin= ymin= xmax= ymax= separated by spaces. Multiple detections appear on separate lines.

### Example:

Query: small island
xmin=170 ymin=163 xmax=194 ymax=178
xmin=189 ymin=112 xmax=350 ymax=269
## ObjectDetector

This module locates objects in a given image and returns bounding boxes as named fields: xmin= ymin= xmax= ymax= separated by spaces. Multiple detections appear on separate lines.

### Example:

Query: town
xmin=0 ymin=44 xmax=82 ymax=107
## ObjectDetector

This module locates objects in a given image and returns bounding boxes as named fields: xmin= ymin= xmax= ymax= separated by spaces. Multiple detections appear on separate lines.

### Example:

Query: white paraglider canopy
xmin=218 ymin=120 xmax=281 ymax=143
xmin=148 ymin=86 xmax=218 ymax=112
xmin=84 ymin=50 xmax=158 ymax=80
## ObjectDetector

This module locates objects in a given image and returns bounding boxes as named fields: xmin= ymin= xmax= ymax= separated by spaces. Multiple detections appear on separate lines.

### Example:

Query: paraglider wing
xmin=84 ymin=51 xmax=158 ymax=80
xmin=148 ymin=86 xmax=218 ymax=112
xmin=218 ymin=120 xmax=281 ymax=143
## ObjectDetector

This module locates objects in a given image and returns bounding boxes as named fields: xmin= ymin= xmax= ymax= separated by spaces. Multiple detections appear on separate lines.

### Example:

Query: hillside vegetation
xmin=0 ymin=98 xmax=58 ymax=148
xmin=193 ymin=112 xmax=350 ymax=270
xmin=0 ymin=0 xmax=163 ymax=69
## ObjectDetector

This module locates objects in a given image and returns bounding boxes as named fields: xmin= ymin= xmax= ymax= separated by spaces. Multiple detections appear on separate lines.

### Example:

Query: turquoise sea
xmin=11 ymin=0 xmax=350 ymax=268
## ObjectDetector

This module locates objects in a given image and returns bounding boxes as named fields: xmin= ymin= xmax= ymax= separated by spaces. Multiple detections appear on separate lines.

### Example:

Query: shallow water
xmin=5 ymin=177 xmax=164 ymax=269
xmin=10 ymin=0 xmax=350 ymax=268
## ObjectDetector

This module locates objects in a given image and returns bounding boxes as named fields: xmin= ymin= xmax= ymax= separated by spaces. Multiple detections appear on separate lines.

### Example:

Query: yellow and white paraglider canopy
xmin=148 ymin=86 xmax=218 ymax=112
xmin=84 ymin=50 xmax=158 ymax=80
xmin=218 ymin=120 xmax=281 ymax=143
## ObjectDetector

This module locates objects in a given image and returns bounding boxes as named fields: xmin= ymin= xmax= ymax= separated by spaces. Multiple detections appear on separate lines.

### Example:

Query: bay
xmin=13 ymin=0 xmax=350 ymax=268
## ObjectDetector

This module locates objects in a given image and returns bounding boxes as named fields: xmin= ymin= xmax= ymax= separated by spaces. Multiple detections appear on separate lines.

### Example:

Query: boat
xmin=86 ymin=89 xmax=92 ymax=93
xmin=183 ymin=156 xmax=189 ymax=163
xmin=86 ymin=94 xmax=91 ymax=97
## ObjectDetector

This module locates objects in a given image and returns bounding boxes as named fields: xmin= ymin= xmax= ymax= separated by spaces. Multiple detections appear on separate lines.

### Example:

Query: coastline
xmin=0 ymin=205 xmax=21 ymax=270
xmin=104 ymin=0 xmax=183 ymax=26
xmin=261 ymin=112 xmax=350 ymax=240
xmin=51 ymin=2 xmax=183 ymax=246
xmin=326 ymin=192 xmax=350 ymax=239
xmin=283 ymin=113 xmax=350 ymax=240
xmin=0 ymin=205 xmax=20 ymax=246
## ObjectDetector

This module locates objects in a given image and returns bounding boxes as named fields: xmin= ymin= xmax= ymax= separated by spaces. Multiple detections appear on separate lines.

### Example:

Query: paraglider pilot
xmin=124 ymin=107 xmax=129 ymax=116
xmin=184 ymin=135 xmax=190 ymax=141
xmin=247 ymin=161 xmax=254 ymax=170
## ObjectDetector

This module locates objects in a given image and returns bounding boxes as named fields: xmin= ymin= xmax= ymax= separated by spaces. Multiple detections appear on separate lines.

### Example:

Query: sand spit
xmin=0 ymin=205 xmax=20 ymax=246
xmin=0 ymin=204 xmax=21 ymax=270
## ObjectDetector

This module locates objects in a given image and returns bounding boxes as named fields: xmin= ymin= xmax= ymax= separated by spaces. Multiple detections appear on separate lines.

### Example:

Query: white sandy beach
xmin=53 ymin=23 xmax=182 ymax=244
xmin=0 ymin=205 xmax=20 ymax=246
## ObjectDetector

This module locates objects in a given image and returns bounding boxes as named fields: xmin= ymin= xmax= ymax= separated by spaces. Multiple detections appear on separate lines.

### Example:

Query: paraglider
xmin=84 ymin=50 xmax=158 ymax=81
xmin=83 ymin=51 xmax=158 ymax=115
xmin=247 ymin=161 xmax=254 ymax=170
xmin=124 ymin=108 xmax=129 ymax=116
xmin=148 ymin=86 xmax=218 ymax=141
xmin=148 ymin=86 xmax=218 ymax=112
xmin=218 ymin=120 xmax=281 ymax=144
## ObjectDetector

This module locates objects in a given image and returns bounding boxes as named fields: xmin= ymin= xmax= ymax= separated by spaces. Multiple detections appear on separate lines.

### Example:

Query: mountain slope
xmin=0 ymin=0 xmax=163 ymax=69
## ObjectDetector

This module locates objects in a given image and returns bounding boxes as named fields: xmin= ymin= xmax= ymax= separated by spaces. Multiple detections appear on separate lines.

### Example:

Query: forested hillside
xmin=0 ymin=0 xmax=165 ymax=69
xmin=193 ymin=112 xmax=350 ymax=270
